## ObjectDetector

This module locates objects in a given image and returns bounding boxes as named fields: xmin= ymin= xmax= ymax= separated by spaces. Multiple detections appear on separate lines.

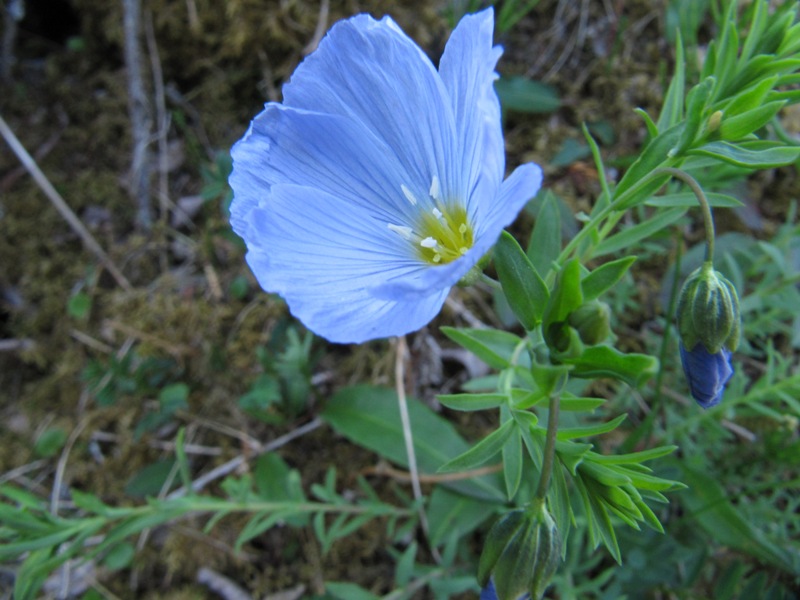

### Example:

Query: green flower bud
xmin=477 ymin=504 xmax=561 ymax=600
xmin=676 ymin=262 xmax=740 ymax=354
xmin=568 ymin=300 xmax=611 ymax=345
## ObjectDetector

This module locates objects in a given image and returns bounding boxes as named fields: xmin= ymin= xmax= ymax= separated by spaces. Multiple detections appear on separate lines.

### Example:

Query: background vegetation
xmin=1 ymin=0 xmax=799 ymax=598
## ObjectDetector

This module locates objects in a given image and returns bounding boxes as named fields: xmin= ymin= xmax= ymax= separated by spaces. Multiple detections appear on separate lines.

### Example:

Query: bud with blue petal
xmin=676 ymin=262 xmax=740 ymax=408
xmin=477 ymin=503 xmax=561 ymax=600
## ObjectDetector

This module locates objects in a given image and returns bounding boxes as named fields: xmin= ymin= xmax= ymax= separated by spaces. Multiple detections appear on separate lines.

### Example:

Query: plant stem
xmin=653 ymin=167 xmax=716 ymax=262
xmin=534 ymin=391 xmax=561 ymax=501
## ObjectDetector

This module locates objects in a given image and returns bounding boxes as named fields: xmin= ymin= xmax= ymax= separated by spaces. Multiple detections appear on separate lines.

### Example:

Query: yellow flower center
xmin=387 ymin=177 xmax=475 ymax=265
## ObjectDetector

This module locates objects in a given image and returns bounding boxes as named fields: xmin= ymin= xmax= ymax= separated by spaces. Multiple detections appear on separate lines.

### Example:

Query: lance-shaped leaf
xmin=495 ymin=231 xmax=549 ymax=330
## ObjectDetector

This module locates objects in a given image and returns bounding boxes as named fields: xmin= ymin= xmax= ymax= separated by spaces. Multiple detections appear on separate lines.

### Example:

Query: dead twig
xmin=363 ymin=461 xmax=503 ymax=483
xmin=0 ymin=114 xmax=133 ymax=291
xmin=166 ymin=417 xmax=324 ymax=499
xmin=122 ymin=0 xmax=153 ymax=229
xmin=197 ymin=568 xmax=252 ymax=600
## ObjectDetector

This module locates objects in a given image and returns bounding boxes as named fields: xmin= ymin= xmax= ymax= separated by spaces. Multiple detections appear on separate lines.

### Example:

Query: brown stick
xmin=0 ymin=114 xmax=133 ymax=291
xmin=122 ymin=0 xmax=153 ymax=229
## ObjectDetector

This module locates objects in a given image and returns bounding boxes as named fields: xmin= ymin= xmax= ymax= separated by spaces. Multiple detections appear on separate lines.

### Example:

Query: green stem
xmin=652 ymin=167 xmax=716 ymax=262
xmin=533 ymin=391 xmax=561 ymax=501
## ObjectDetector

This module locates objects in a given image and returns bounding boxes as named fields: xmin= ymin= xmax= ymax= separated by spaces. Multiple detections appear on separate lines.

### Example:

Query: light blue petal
xmin=439 ymin=9 xmax=505 ymax=212
xmin=281 ymin=14 xmax=459 ymax=199
xmin=476 ymin=162 xmax=543 ymax=238
xmin=230 ymin=104 xmax=420 ymax=239
xmin=241 ymin=183 xmax=448 ymax=343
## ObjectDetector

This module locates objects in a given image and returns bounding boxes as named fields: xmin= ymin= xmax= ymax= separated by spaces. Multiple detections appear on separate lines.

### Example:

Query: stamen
xmin=387 ymin=224 xmax=413 ymax=239
xmin=432 ymin=208 xmax=443 ymax=219
xmin=420 ymin=237 xmax=438 ymax=249
xmin=401 ymin=184 xmax=418 ymax=206
xmin=459 ymin=223 xmax=467 ymax=235
xmin=429 ymin=176 xmax=441 ymax=201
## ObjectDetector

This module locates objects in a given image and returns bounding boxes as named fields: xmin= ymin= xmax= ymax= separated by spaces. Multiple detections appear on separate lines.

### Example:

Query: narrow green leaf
xmin=557 ymin=413 xmax=627 ymax=441
xmin=559 ymin=396 xmax=605 ymax=412
xmin=437 ymin=392 xmax=508 ymax=411
xmin=562 ymin=345 xmax=659 ymax=388
xmin=634 ymin=108 xmax=659 ymax=138
xmin=613 ymin=125 xmax=682 ymax=208
xmin=657 ymin=30 xmax=685 ymax=131
xmin=589 ymin=445 xmax=678 ymax=465
xmin=594 ymin=207 xmax=686 ymax=257
xmin=438 ymin=419 xmax=517 ymax=473
xmin=688 ymin=140 xmax=800 ymax=168
xmin=441 ymin=327 xmax=527 ymax=370
xmin=581 ymin=256 xmax=637 ymax=301
xmin=677 ymin=461 xmax=795 ymax=572
xmin=719 ymin=100 xmax=786 ymax=141
xmin=502 ymin=421 xmax=523 ymax=500
xmin=527 ymin=191 xmax=562 ymax=278
xmin=495 ymin=231 xmax=549 ymax=329
xmin=645 ymin=191 xmax=743 ymax=208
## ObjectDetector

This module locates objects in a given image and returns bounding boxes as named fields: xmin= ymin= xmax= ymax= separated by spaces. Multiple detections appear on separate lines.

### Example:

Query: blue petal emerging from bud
xmin=480 ymin=580 xmax=530 ymax=600
xmin=679 ymin=343 xmax=734 ymax=408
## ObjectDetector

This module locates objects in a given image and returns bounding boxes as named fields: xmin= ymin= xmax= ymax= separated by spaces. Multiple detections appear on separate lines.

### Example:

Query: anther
xmin=429 ymin=176 xmax=441 ymax=201
xmin=420 ymin=237 xmax=438 ymax=249
xmin=388 ymin=224 xmax=413 ymax=239
xmin=401 ymin=184 xmax=418 ymax=206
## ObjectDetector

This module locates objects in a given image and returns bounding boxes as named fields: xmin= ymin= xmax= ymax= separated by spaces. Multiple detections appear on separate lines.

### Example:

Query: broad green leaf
xmin=321 ymin=385 xmax=505 ymax=501
xmin=645 ymin=191 xmax=743 ymax=208
xmin=494 ymin=76 xmax=560 ymax=113
xmin=495 ymin=231 xmax=549 ymax=329
xmin=395 ymin=541 xmax=417 ymax=587
xmin=542 ymin=259 xmax=584 ymax=353
xmin=527 ymin=190 xmax=562 ymax=278
xmin=594 ymin=207 xmax=686 ymax=257
xmin=427 ymin=487 xmax=495 ymax=547
xmin=124 ymin=459 xmax=178 ymax=498
xmin=561 ymin=345 xmax=659 ymax=388
xmin=543 ymin=259 xmax=583 ymax=327
xmin=325 ymin=582 xmax=381 ymax=600
xmin=581 ymin=256 xmax=637 ymax=301
xmin=437 ymin=392 xmax=508 ymax=411
xmin=438 ymin=419 xmax=516 ymax=473
xmin=441 ymin=327 xmax=527 ymax=370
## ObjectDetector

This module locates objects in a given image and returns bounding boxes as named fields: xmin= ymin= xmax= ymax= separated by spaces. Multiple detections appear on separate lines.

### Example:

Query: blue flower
xmin=679 ymin=343 xmax=734 ymax=408
xmin=229 ymin=9 xmax=542 ymax=343
xmin=480 ymin=579 xmax=530 ymax=600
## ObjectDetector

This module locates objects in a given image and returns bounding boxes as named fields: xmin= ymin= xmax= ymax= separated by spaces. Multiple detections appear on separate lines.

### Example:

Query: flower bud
xmin=477 ymin=504 xmax=561 ymax=600
xmin=567 ymin=300 xmax=611 ymax=346
xmin=676 ymin=262 xmax=740 ymax=408
xmin=679 ymin=343 xmax=733 ymax=408
xmin=676 ymin=262 xmax=740 ymax=354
